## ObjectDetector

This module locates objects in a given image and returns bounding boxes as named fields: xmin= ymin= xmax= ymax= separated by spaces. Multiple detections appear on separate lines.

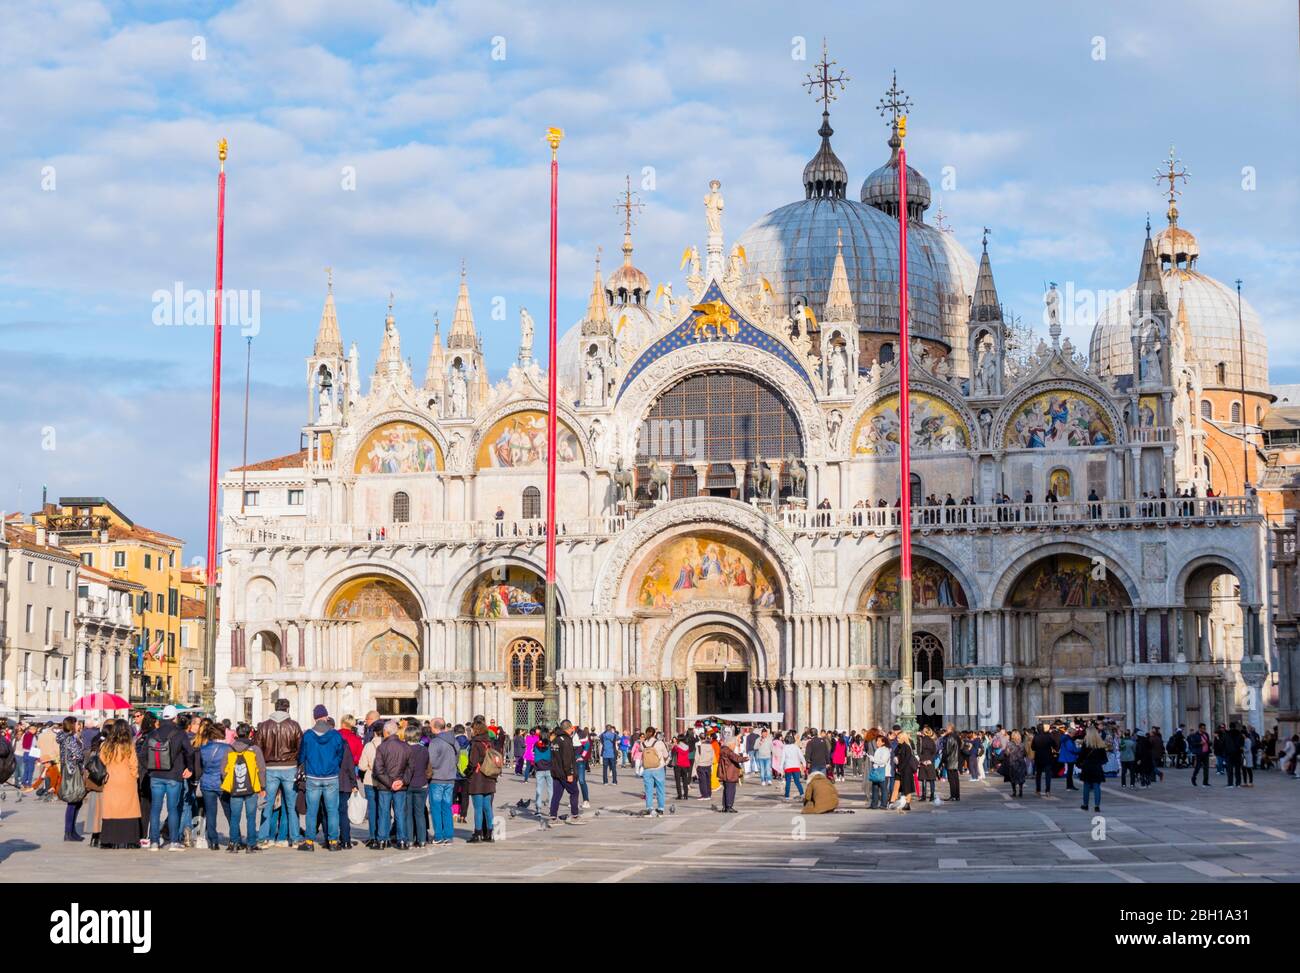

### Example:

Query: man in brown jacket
xmin=371 ymin=721 xmax=413 ymax=849
xmin=253 ymin=699 xmax=303 ymax=847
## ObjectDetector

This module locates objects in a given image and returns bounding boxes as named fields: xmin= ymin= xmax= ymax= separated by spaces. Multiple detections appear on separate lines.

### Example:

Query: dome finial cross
xmin=878 ymin=69 xmax=913 ymax=129
xmin=803 ymin=38 xmax=849 ymax=110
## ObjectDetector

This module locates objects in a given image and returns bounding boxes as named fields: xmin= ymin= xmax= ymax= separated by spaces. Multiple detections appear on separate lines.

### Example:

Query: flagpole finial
xmin=217 ymin=137 xmax=228 ymax=170
xmin=546 ymin=126 xmax=564 ymax=158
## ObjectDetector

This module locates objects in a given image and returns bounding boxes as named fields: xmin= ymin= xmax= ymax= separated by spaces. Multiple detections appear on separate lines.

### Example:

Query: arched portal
xmin=913 ymin=632 xmax=944 ymax=730
xmin=507 ymin=637 xmax=546 ymax=729
xmin=325 ymin=574 xmax=423 ymax=715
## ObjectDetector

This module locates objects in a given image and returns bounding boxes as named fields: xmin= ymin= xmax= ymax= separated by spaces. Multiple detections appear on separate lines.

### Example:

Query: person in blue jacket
xmin=298 ymin=704 xmax=346 ymax=851
xmin=1058 ymin=727 xmax=1080 ymax=791
xmin=196 ymin=723 xmax=232 ymax=850
xmin=599 ymin=724 xmax=620 ymax=784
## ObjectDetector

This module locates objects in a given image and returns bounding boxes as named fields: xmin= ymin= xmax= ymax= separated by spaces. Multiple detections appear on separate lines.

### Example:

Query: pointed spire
xmin=448 ymin=262 xmax=477 ymax=351
xmin=582 ymin=249 xmax=611 ymax=336
xmin=1136 ymin=229 xmax=1167 ymax=313
xmin=824 ymin=228 xmax=855 ymax=323
xmin=424 ymin=311 xmax=446 ymax=389
xmin=971 ymin=229 xmax=1001 ymax=322
xmin=313 ymin=267 xmax=342 ymax=357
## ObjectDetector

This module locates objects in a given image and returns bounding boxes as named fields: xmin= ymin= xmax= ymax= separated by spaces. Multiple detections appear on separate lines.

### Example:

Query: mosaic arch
xmin=463 ymin=566 xmax=546 ymax=618
xmin=858 ymin=557 xmax=969 ymax=612
xmin=631 ymin=531 xmax=781 ymax=611
xmin=1007 ymin=554 xmax=1130 ymax=610
xmin=1005 ymin=390 xmax=1114 ymax=449
xmin=325 ymin=575 xmax=423 ymax=669
xmin=353 ymin=421 xmax=444 ymax=474
xmin=476 ymin=410 xmax=581 ymax=469
xmin=852 ymin=392 xmax=970 ymax=456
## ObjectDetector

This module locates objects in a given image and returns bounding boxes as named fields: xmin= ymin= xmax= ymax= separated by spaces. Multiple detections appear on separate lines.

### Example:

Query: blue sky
xmin=1 ymin=0 xmax=1296 ymax=560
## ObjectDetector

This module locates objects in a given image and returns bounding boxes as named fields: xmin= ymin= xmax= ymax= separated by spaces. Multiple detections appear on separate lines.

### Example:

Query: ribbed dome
xmin=736 ymin=196 xmax=975 ymax=368
xmin=1155 ymin=224 xmax=1199 ymax=267
xmin=607 ymin=260 xmax=650 ymax=299
xmin=1090 ymin=267 xmax=1268 ymax=395
xmin=860 ymin=133 xmax=931 ymax=220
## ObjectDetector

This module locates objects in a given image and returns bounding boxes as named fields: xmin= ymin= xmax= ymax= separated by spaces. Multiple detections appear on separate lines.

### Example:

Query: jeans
xmin=471 ymin=793 xmax=493 ymax=833
xmin=755 ymin=756 xmax=772 ymax=783
xmin=696 ymin=766 xmax=713 ymax=797
xmin=642 ymin=767 xmax=665 ymax=810
xmin=602 ymin=756 xmax=618 ymax=784
xmin=1191 ymin=754 xmax=1210 ymax=785
xmin=429 ymin=781 xmax=455 ymax=842
xmin=376 ymin=789 xmax=409 ymax=844
xmin=576 ymin=761 xmax=589 ymax=801
xmin=258 ymin=768 xmax=302 ymax=844
xmin=722 ymin=780 xmax=737 ymax=810
xmin=21 ymin=754 xmax=37 ymax=787
xmin=364 ymin=784 xmax=380 ymax=840
xmin=201 ymin=789 xmax=229 ymax=846
xmin=303 ymin=776 xmax=340 ymax=844
xmin=673 ymin=765 xmax=692 ymax=799
xmin=338 ymin=788 xmax=352 ymax=844
xmin=1034 ymin=766 xmax=1052 ymax=792
xmin=406 ymin=787 xmax=428 ymax=843
xmin=1081 ymin=781 xmax=1102 ymax=808
xmin=521 ymin=760 xmax=533 ymax=782
xmin=149 ymin=777 xmax=183 ymax=846
xmin=783 ymin=770 xmax=804 ymax=797
xmin=180 ymin=780 xmax=198 ymax=840
xmin=533 ymin=771 xmax=553 ymax=814
xmin=228 ymin=794 xmax=258 ymax=845
xmin=869 ymin=779 xmax=885 ymax=808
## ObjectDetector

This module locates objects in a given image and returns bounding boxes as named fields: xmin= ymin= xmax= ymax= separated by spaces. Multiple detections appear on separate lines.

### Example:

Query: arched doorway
xmin=250 ymin=630 xmax=282 ymax=674
xmin=913 ymin=632 xmax=944 ymax=730
xmin=507 ymin=637 xmax=546 ymax=729
xmin=691 ymin=633 xmax=750 ymax=715
xmin=325 ymin=574 xmax=424 ymax=715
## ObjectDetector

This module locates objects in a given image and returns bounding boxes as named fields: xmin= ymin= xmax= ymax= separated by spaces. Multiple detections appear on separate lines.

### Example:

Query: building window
xmin=47 ymin=565 xmax=54 ymax=585
xmin=1230 ymin=401 xmax=1241 ymax=423
xmin=168 ymin=551 xmax=175 ymax=568
xmin=65 ymin=570 xmax=72 ymax=590
xmin=1256 ymin=405 xmax=1262 ymax=424
xmin=392 ymin=491 xmax=410 ymax=523
xmin=138 ymin=594 xmax=149 ymax=614
xmin=880 ymin=342 xmax=895 ymax=363
xmin=114 ymin=550 xmax=126 ymax=568
xmin=167 ymin=632 xmax=175 ymax=660
xmin=168 ymin=588 xmax=178 ymax=615
xmin=243 ymin=490 xmax=260 ymax=507
xmin=144 ymin=554 xmax=152 ymax=570
xmin=156 ymin=592 xmax=164 ymax=612
xmin=24 ymin=604 xmax=33 ymax=633
xmin=180 ymin=627 xmax=189 ymax=649
xmin=909 ymin=472 xmax=923 ymax=505
xmin=1217 ymin=362 xmax=1227 ymax=384
xmin=25 ymin=561 xmax=33 ymax=582
xmin=1200 ymin=399 xmax=1212 ymax=420
xmin=44 ymin=607 xmax=53 ymax=643
xmin=63 ymin=611 xmax=70 ymax=638
xmin=522 ymin=486 xmax=541 ymax=519
xmin=288 ymin=489 xmax=304 ymax=506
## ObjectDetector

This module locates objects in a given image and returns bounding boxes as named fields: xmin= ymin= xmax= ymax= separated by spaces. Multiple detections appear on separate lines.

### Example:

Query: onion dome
xmin=860 ymin=126 xmax=931 ymax=220
xmin=803 ymin=112 xmax=848 ymax=200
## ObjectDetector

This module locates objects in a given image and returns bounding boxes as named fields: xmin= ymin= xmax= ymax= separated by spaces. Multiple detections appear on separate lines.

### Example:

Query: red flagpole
xmin=201 ymin=138 xmax=227 ymax=712
xmin=896 ymin=118 xmax=917 ymax=732
xmin=542 ymin=127 xmax=563 ymax=727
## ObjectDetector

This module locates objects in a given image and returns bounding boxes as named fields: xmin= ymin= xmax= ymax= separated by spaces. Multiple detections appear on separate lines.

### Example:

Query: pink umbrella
xmin=71 ymin=693 xmax=131 ymax=711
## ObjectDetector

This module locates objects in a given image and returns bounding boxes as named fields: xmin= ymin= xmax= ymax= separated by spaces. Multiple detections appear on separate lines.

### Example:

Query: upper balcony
xmin=227 ymin=495 xmax=1260 ymax=551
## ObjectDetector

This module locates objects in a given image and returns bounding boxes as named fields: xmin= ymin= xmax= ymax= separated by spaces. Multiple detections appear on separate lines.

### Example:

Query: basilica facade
xmin=215 ymin=83 xmax=1272 ymax=736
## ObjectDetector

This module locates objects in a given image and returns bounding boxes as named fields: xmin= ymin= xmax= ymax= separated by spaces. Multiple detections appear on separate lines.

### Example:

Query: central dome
xmin=737 ymin=199 xmax=976 ymax=374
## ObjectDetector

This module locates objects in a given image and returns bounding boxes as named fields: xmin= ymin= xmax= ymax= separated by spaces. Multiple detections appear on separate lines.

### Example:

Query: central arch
xmin=657 ymin=611 xmax=769 ymax=717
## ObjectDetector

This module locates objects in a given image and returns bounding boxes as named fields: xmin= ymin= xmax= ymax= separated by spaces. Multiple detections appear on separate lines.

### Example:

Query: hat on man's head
xmin=313 ymin=704 xmax=329 ymax=720
xmin=161 ymin=705 xmax=178 ymax=720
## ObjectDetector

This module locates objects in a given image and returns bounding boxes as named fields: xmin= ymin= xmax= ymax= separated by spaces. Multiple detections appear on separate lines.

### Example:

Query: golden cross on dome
xmin=802 ymin=38 xmax=849 ymax=109
xmin=878 ymin=69 xmax=912 ymax=128
xmin=1155 ymin=145 xmax=1190 ymax=213
xmin=613 ymin=174 xmax=644 ymax=235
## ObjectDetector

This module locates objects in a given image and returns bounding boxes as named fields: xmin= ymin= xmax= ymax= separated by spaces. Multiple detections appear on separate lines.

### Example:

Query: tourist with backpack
xmin=465 ymin=719 xmax=501 ymax=842
xmin=221 ymin=723 xmax=266 ymax=853
xmin=143 ymin=706 xmax=195 ymax=851
xmin=196 ymin=722 xmax=232 ymax=850
xmin=639 ymin=727 xmax=669 ymax=816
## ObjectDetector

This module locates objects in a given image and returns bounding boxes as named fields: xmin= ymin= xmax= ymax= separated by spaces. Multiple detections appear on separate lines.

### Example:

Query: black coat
xmin=917 ymin=735 xmax=939 ymax=781
xmin=1031 ymin=732 xmax=1056 ymax=769
xmin=1077 ymin=746 xmax=1108 ymax=784
xmin=549 ymin=731 xmax=577 ymax=780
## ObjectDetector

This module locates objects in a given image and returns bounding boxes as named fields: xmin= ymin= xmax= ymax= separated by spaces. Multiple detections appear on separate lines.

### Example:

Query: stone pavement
xmin=3 ymin=766 xmax=1298 ymax=883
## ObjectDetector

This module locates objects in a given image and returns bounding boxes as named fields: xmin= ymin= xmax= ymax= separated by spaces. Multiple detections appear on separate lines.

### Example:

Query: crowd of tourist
xmin=0 ymin=708 xmax=1293 ymax=851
